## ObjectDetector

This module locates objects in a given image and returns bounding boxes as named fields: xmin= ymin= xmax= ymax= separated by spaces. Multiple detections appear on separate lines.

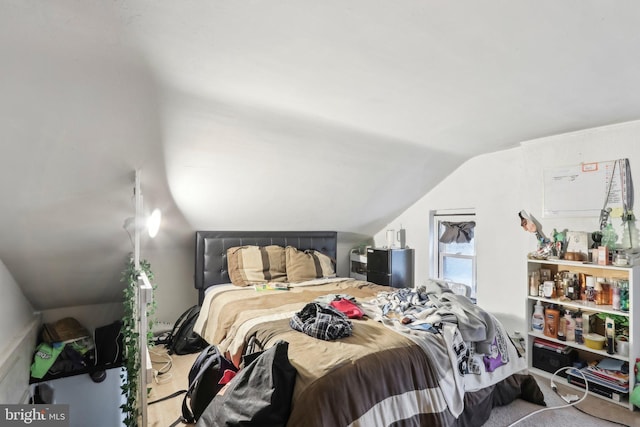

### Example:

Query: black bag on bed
xmin=181 ymin=344 xmax=238 ymax=424
xmin=166 ymin=305 xmax=208 ymax=355
xmin=196 ymin=340 xmax=297 ymax=427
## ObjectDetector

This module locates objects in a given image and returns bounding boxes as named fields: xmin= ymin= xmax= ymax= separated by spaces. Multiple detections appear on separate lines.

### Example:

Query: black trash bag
xmin=196 ymin=340 xmax=297 ymax=427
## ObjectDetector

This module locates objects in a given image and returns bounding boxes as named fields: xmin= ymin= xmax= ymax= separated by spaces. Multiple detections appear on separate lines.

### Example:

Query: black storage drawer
xmin=532 ymin=345 xmax=577 ymax=377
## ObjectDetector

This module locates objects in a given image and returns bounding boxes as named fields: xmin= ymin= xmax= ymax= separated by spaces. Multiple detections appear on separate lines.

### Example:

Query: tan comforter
xmin=193 ymin=278 xmax=526 ymax=427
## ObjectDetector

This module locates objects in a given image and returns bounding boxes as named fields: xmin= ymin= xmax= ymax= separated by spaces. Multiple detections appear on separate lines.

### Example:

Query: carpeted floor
xmin=151 ymin=351 xmax=638 ymax=426
xmin=483 ymin=374 xmax=639 ymax=427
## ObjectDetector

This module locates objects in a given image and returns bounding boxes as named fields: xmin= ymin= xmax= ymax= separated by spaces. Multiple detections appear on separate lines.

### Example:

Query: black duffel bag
xmin=196 ymin=340 xmax=297 ymax=427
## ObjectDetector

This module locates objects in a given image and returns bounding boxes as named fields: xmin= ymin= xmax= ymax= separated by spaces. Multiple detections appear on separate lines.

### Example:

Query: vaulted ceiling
xmin=3 ymin=1 xmax=640 ymax=311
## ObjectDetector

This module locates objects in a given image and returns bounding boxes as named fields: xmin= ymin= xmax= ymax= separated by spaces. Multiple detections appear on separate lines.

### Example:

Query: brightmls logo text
xmin=5 ymin=407 xmax=46 ymax=423
xmin=0 ymin=405 xmax=68 ymax=426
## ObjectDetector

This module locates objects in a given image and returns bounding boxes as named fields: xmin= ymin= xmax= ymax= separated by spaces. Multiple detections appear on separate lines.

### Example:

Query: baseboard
xmin=152 ymin=321 xmax=173 ymax=335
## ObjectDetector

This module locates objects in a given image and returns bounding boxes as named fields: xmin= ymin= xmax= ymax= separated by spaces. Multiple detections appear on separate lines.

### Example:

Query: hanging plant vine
xmin=120 ymin=258 xmax=157 ymax=427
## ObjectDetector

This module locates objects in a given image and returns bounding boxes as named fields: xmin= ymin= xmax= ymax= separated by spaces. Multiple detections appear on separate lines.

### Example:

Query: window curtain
xmin=439 ymin=221 xmax=476 ymax=244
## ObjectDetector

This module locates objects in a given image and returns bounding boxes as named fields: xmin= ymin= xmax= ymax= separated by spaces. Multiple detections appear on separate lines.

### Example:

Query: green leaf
xmin=120 ymin=257 xmax=156 ymax=427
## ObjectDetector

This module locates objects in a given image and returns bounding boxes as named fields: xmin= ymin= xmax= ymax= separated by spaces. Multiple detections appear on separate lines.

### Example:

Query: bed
xmin=192 ymin=231 xmax=541 ymax=427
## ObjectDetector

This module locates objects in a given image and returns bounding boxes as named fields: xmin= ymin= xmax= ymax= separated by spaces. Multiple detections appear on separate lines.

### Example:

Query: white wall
xmin=0 ymin=260 xmax=36 ymax=345
xmin=375 ymin=119 xmax=640 ymax=334
xmin=146 ymin=243 xmax=198 ymax=325
xmin=0 ymin=259 xmax=38 ymax=404
xmin=40 ymin=303 xmax=123 ymax=333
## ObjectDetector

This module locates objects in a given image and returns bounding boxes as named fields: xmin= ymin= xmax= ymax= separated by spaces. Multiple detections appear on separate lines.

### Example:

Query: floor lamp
xmin=132 ymin=169 xmax=159 ymax=427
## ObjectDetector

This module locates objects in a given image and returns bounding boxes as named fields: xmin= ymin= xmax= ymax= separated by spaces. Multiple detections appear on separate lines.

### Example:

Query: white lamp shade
xmin=147 ymin=209 xmax=162 ymax=238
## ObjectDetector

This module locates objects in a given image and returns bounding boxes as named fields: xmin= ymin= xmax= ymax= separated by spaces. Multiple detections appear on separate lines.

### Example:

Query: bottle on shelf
xmin=582 ymin=312 xmax=592 ymax=335
xmin=620 ymin=280 xmax=630 ymax=312
xmin=567 ymin=275 xmax=578 ymax=300
xmin=606 ymin=317 xmax=616 ymax=355
xmin=579 ymin=273 xmax=588 ymax=301
xmin=557 ymin=309 xmax=567 ymax=341
xmin=532 ymin=301 xmax=545 ymax=333
xmin=564 ymin=310 xmax=575 ymax=342
xmin=612 ymin=280 xmax=621 ymax=310
xmin=538 ymin=282 xmax=544 ymax=297
xmin=529 ymin=271 xmax=540 ymax=296
xmin=585 ymin=276 xmax=596 ymax=306
xmin=544 ymin=305 xmax=560 ymax=339
xmin=562 ymin=275 xmax=570 ymax=299
xmin=574 ymin=310 xmax=583 ymax=344
xmin=543 ymin=281 xmax=555 ymax=298
xmin=595 ymin=277 xmax=610 ymax=305
xmin=554 ymin=273 xmax=564 ymax=298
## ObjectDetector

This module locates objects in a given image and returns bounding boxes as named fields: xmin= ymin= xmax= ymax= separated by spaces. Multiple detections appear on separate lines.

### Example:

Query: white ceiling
xmin=2 ymin=1 xmax=640 ymax=311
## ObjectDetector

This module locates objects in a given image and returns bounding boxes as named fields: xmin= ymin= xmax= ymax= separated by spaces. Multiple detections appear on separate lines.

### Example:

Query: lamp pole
xmin=134 ymin=170 xmax=142 ymax=270
xmin=133 ymin=169 xmax=151 ymax=426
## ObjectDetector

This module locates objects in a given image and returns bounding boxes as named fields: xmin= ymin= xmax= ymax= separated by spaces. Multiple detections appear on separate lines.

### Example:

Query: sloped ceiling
xmin=2 ymin=1 xmax=640 ymax=311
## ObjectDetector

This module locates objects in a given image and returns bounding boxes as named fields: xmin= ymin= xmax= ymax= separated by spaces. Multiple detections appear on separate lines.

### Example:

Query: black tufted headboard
xmin=194 ymin=231 xmax=338 ymax=304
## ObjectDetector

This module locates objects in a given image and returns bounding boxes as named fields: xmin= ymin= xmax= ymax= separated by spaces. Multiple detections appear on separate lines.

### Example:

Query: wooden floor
xmin=146 ymin=347 xmax=198 ymax=427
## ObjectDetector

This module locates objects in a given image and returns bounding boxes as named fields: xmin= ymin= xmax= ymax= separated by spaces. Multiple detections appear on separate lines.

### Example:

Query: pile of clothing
xmin=30 ymin=317 xmax=95 ymax=379
xmin=290 ymin=294 xmax=365 ymax=341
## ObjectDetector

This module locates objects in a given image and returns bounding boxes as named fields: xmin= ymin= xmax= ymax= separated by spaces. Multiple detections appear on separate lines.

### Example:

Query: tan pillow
xmin=285 ymin=246 xmax=336 ymax=282
xmin=227 ymin=245 xmax=287 ymax=287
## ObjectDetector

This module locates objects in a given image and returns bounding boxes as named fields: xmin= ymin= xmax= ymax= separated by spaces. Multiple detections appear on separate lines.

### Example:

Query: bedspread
xmin=193 ymin=278 xmax=527 ymax=427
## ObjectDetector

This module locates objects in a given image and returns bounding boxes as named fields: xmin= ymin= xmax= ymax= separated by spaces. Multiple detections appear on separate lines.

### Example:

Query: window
xmin=430 ymin=212 xmax=476 ymax=301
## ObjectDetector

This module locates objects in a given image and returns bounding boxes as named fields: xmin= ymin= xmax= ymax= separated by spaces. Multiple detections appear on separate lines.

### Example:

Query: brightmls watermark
xmin=0 ymin=405 xmax=68 ymax=426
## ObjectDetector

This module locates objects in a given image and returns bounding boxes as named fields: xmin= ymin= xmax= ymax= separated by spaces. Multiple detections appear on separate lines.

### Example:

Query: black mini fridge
xmin=366 ymin=248 xmax=414 ymax=288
